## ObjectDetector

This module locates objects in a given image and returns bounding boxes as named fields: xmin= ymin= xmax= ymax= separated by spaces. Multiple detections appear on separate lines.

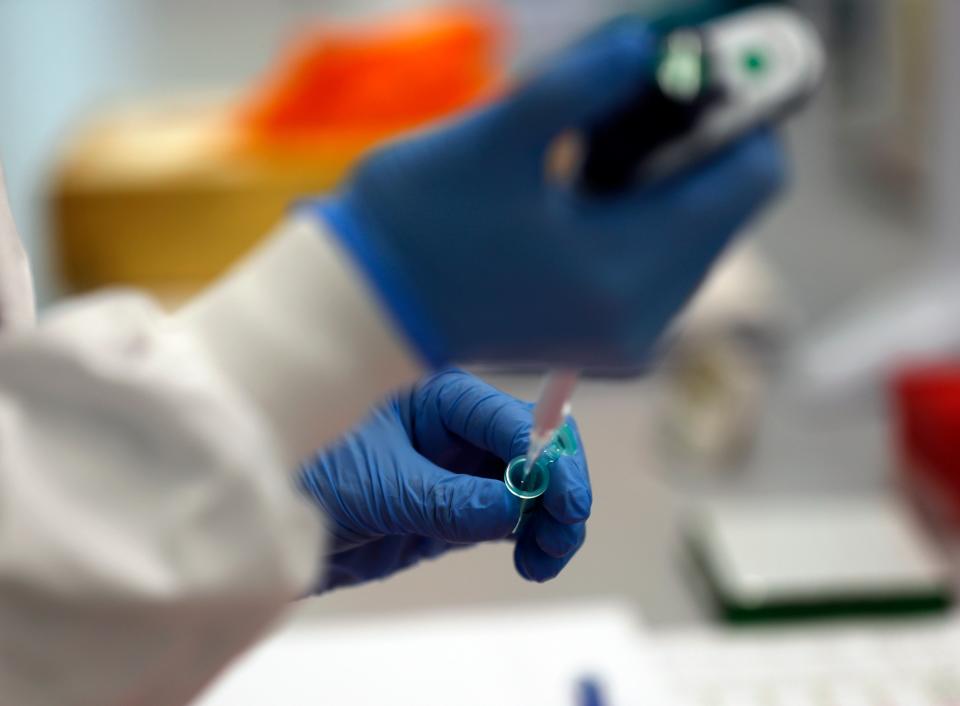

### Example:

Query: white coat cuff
xmin=176 ymin=216 xmax=424 ymax=464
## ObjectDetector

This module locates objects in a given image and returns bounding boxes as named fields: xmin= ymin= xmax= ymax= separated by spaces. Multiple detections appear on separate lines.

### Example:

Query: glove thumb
xmin=416 ymin=465 xmax=521 ymax=544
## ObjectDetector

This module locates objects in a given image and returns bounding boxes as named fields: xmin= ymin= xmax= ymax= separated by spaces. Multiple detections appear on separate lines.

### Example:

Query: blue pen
xmin=577 ymin=677 xmax=606 ymax=706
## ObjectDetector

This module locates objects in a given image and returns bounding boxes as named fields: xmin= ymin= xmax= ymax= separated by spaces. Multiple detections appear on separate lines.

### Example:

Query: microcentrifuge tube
xmin=504 ymin=423 xmax=578 ymax=535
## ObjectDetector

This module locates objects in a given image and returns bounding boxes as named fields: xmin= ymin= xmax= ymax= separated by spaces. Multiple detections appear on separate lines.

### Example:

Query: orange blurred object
xmin=238 ymin=5 xmax=505 ymax=151
xmin=53 ymin=5 xmax=507 ymax=300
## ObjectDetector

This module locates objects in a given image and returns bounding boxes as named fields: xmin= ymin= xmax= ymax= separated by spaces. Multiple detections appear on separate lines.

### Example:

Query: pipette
xmin=523 ymin=368 xmax=580 ymax=479
xmin=520 ymin=7 xmax=824 ymax=472
xmin=580 ymin=6 xmax=824 ymax=191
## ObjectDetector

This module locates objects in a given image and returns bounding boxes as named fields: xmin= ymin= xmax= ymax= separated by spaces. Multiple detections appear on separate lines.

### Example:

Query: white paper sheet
xmin=194 ymin=601 xmax=667 ymax=706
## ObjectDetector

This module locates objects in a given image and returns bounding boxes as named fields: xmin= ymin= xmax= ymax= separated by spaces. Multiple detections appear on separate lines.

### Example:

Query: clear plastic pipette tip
xmin=521 ymin=431 xmax=552 ymax=481
xmin=521 ymin=368 xmax=579 ymax=484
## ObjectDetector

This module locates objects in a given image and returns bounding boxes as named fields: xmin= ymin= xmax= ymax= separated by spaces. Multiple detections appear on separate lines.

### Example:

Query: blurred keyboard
xmin=656 ymin=618 xmax=960 ymax=706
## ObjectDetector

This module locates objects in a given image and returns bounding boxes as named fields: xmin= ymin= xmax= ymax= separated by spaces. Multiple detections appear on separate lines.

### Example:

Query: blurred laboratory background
xmin=4 ymin=0 xmax=960 ymax=704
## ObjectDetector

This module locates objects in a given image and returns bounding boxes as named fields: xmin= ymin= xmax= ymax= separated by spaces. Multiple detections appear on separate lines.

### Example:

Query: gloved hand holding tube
xmin=309 ymin=17 xmax=785 ymax=370
xmin=0 ymin=11 xmax=801 ymax=703
xmin=300 ymin=370 xmax=590 ymax=588
xmin=297 ymin=17 xmax=784 ymax=586
xmin=185 ymin=16 xmax=787 ymax=591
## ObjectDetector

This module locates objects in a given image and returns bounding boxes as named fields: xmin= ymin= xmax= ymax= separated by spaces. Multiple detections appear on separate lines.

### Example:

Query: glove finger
xmin=514 ymin=525 xmax=585 ymax=582
xmin=542 ymin=454 xmax=592 ymax=526
xmin=652 ymin=129 xmax=786 ymax=242
xmin=627 ymin=132 xmax=786 ymax=334
xmin=430 ymin=370 xmax=533 ymax=462
xmin=494 ymin=19 xmax=657 ymax=148
xmin=533 ymin=512 xmax=586 ymax=559
xmin=590 ymin=129 xmax=786 ymax=251
xmin=406 ymin=458 xmax=521 ymax=544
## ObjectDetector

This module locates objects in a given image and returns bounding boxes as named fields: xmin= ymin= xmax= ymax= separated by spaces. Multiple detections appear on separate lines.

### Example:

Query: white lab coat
xmin=0 ymin=167 xmax=422 ymax=705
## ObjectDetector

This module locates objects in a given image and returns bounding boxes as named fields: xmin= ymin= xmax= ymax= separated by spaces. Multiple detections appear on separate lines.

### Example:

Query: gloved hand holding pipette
xmin=0 ymin=7 xmax=812 ymax=703
xmin=300 ymin=370 xmax=591 ymax=587
xmin=310 ymin=17 xmax=785 ymax=371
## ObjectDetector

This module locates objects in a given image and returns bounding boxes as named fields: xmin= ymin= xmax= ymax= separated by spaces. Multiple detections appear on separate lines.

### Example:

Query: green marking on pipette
xmin=656 ymin=30 xmax=707 ymax=102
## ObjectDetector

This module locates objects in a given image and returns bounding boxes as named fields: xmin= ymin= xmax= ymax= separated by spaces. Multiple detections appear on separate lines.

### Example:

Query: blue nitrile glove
xmin=312 ymin=18 xmax=785 ymax=368
xmin=299 ymin=370 xmax=591 ymax=591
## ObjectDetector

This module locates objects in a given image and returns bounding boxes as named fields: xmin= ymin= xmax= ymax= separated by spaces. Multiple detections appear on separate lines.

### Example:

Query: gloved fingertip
xmin=569 ymin=485 xmax=593 ymax=523
xmin=514 ymin=543 xmax=534 ymax=582
xmin=545 ymin=493 xmax=591 ymax=526
xmin=514 ymin=530 xmax=572 ymax=583
xmin=535 ymin=518 xmax=586 ymax=559
xmin=700 ymin=129 xmax=787 ymax=212
xmin=543 ymin=457 xmax=593 ymax=525
xmin=640 ymin=128 xmax=788 ymax=242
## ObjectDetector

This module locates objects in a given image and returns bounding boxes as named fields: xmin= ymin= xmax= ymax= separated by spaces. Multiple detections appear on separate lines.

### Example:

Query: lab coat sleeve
xmin=0 ymin=217 xmax=424 ymax=704
xmin=0 ymin=293 xmax=321 ymax=706
xmin=176 ymin=214 xmax=425 ymax=464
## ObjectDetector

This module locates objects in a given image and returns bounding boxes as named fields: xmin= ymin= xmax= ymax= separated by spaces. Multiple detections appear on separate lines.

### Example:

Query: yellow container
xmin=52 ymin=6 xmax=504 ymax=300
